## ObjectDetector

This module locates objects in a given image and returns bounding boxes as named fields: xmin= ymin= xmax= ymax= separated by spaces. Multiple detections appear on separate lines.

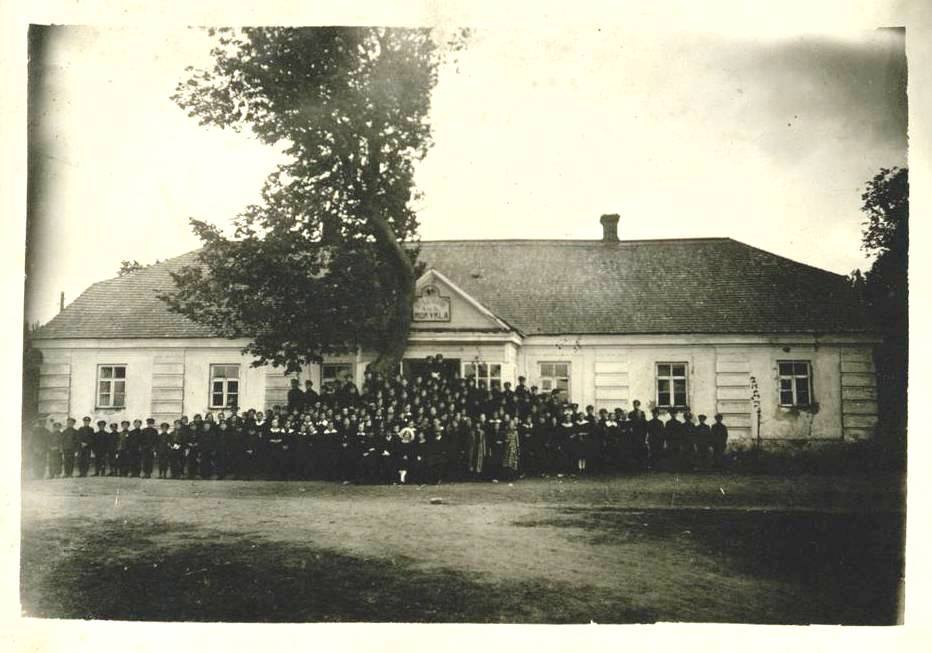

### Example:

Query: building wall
xmin=517 ymin=335 xmax=879 ymax=442
xmin=36 ymin=339 xmax=271 ymax=424
xmin=35 ymin=334 xmax=878 ymax=441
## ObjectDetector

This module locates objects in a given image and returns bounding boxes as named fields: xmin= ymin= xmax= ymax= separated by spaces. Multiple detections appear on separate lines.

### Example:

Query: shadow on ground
xmin=21 ymin=518 xmax=654 ymax=623
xmin=514 ymin=507 xmax=904 ymax=625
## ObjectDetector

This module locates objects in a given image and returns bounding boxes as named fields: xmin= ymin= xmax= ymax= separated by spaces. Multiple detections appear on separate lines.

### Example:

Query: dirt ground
xmin=20 ymin=472 xmax=905 ymax=624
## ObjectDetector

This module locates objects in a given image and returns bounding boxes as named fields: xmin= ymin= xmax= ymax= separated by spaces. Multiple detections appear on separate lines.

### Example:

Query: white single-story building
xmin=31 ymin=215 xmax=880 ymax=444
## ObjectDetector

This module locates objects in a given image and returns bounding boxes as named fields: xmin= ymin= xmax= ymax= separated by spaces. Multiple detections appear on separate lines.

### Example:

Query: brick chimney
xmin=600 ymin=213 xmax=620 ymax=241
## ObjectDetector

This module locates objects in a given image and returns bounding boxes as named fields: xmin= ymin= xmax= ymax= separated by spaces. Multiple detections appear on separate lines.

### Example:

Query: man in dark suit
xmin=127 ymin=419 xmax=143 ymax=477
xmin=663 ymin=408 xmax=682 ymax=471
xmin=61 ymin=418 xmax=78 ymax=478
xmin=156 ymin=422 xmax=172 ymax=479
xmin=628 ymin=401 xmax=649 ymax=470
xmin=304 ymin=380 xmax=320 ymax=408
xmin=75 ymin=416 xmax=94 ymax=477
xmin=106 ymin=422 xmax=120 ymax=475
xmin=695 ymin=414 xmax=712 ymax=467
xmin=140 ymin=418 xmax=158 ymax=478
xmin=646 ymin=407 xmax=665 ymax=469
xmin=92 ymin=419 xmax=109 ymax=476
xmin=287 ymin=378 xmax=305 ymax=413
xmin=116 ymin=421 xmax=131 ymax=476
xmin=711 ymin=414 xmax=729 ymax=467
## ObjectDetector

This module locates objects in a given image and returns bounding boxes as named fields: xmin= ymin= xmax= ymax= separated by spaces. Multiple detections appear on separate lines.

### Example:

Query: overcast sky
xmin=25 ymin=25 xmax=907 ymax=325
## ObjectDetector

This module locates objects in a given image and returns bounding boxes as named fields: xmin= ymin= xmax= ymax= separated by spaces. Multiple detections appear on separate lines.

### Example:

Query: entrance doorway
xmin=402 ymin=357 xmax=461 ymax=382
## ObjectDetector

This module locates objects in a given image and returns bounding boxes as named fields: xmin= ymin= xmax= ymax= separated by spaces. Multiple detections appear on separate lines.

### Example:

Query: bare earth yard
xmin=20 ymin=473 xmax=904 ymax=624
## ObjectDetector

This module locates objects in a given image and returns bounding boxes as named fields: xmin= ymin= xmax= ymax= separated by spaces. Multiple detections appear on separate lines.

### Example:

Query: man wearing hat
xmin=126 ymin=419 xmax=143 ymax=477
xmin=646 ymin=407 xmax=665 ymax=469
xmin=663 ymin=407 xmax=682 ymax=471
xmin=106 ymin=422 xmax=120 ymax=475
xmin=628 ymin=400 xmax=648 ymax=470
xmin=695 ymin=414 xmax=712 ymax=467
xmin=93 ymin=419 xmax=109 ymax=476
xmin=116 ymin=420 xmax=131 ymax=476
xmin=140 ymin=418 xmax=159 ymax=478
xmin=75 ymin=416 xmax=95 ymax=477
xmin=156 ymin=422 xmax=172 ymax=479
xmin=61 ymin=417 xmax=78 ymax=478
xmin=711 ymin=414 xmax=729 ymax=467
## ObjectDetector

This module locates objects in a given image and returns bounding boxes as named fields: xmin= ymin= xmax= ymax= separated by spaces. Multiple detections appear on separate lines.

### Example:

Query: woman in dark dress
xmin=486 ymin=410 xmax=504 ymax=480
xmin=265 ymin=417 xmax=286 ymax=480
xmin=557 ymin=410 xmax=576 ymax=474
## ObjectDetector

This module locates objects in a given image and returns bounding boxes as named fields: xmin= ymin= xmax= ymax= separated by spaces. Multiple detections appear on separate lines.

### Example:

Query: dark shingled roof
xmin=33 ymin=238 xmax=871 ymax=340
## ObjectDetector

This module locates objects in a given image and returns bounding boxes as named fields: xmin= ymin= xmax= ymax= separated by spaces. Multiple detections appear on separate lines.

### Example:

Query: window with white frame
xmin=656 ymin=363 xmax=688 ymax=408
xmin=778 ymin=361 xmax=813 ymax=406
xmin=321 ymin=363 xmax=354 ymax=388
xmin=462 ymin=361 xmax=503 ymax=390
xmin=97 ymin=365 xmax=126 ymax=408
xmin=539 ymin=362 xmax=570 ymax=398
xmin=209 ymin=364 xmax=240 ymax=409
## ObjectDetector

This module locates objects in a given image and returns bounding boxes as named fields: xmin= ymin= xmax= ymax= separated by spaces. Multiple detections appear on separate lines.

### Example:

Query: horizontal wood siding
xmin=840 ymin=348 xmax=878 ymax=440
xmin=594 ymin=359 xmax=629 ymax=409
xmin=151 ymin=353 xmax=184 ymax=422
xmin=715 ymin=351 xmax=751 ymax=441
xmin=38 ymin=359 xmax=71 ymax=419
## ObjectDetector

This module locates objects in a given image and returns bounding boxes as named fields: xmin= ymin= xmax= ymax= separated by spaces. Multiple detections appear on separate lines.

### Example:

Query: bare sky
xmin=25 ymin=25 xmax=907 ymax=325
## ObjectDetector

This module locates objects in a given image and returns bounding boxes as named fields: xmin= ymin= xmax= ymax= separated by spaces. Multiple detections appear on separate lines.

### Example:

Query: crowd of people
xmin=24 ymin=354 xmax=729 ymax=484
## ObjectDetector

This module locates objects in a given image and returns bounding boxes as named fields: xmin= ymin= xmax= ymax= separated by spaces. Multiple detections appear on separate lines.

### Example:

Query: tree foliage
xmin=860 ymin=167 xmax=908 ymax=259
xmin=852 ymin=167 xmax=908 ymax=448
xmin=162 ymin=27 xmax=466 ymax=373
xmin=118 ymin=260 xmax=144 ymax=276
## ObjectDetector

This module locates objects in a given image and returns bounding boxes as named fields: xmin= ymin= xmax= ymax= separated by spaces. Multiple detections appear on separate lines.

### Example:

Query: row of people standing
xmin=25 ymin=359 xmax=729 ymax=482
xmin=26 ymin=407 xmax=728 ymax=483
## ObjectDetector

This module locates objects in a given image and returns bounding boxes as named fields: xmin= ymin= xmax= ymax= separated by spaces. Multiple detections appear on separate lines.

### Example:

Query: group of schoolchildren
xmin=25 ymin=355 xmax=729 ymax=484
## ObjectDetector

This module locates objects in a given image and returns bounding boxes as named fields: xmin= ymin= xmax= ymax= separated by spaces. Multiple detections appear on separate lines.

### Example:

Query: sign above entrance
xmin=413 ymin=285 xmax=451 ymax=322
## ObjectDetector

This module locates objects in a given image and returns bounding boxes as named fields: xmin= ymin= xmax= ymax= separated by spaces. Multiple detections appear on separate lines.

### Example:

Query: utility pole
xmin=59 ymin=291 xmax=64 ymax=313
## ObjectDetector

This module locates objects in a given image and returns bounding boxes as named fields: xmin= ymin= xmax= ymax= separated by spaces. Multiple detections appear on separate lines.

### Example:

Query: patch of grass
xmin=21 ymin=518 xmax=655 ymax=623
xmin=20 ymin=474 xmax=905 ymax=624
xmin=514 ymin=507 xmax=904 ymax=625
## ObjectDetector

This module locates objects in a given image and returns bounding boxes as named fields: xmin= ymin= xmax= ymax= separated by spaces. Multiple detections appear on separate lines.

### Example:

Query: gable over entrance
xmin=412 ymin=269 xmax=513 ymax=333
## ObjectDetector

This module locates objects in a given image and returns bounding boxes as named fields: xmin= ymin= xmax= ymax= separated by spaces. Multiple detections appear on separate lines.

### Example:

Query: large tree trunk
xmin=367 ymin=212 xmax=416 ymax=376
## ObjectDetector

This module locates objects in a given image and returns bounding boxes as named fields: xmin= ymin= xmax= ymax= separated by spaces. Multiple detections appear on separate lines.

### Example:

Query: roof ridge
xmin=418 ymin=237 xmax=734 ymax=245
xmin=726 ymin=238 xmax=851 ymax=280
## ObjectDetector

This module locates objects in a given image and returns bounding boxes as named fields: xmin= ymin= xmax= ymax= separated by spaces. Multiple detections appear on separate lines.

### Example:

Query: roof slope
xmin=34 ymin=250 xmax=213 ymax=340
xmin=33 ymin=238 xmax=871 ymax=340
xmin=416 ymin=239 xmax=871 ymax=335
